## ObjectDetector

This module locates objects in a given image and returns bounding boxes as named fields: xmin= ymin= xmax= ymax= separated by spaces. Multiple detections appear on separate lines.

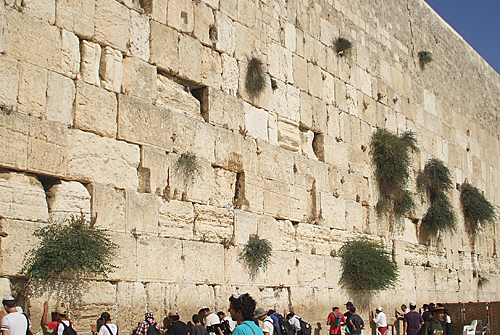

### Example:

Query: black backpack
xmin=297 ymin=319 xmax=311 ymax=335
xmin=22 ymin=313 xmax=33 ymax=335
xmin=60 ymin=321 xmax=78 ymax=335
xmin=274 ymin=313 xmax=294 ymax=335
xmin=264 ymin=319 xmax=281 ymax=335
xmin=146 ymin=321 xmax=161 ymax=335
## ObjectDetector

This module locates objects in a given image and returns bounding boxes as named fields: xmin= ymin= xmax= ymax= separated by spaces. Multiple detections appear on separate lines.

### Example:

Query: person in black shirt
xmin=347 ymin=307 xmax=364 ymax=335
xmin=167 ymin=312 xmax=188 ymax=335
xmin=343 ymin=302 xmax=353 ymax=326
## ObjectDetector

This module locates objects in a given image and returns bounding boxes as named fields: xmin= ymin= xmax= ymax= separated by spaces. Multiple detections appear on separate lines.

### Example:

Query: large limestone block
xmin=137 ymin=236 xmax=183 ymax=281
xmin=193 ymin=1 xmax=214 ymax=46
xmin=233 ymin=210 xmax=258 ymax=245
xmin=244 ymin=102 xmax=268 ymax=142
xmin=141 ymin=0 xmax=167 ymax=24
xmin=159 ymin=199 xmax=194 ymax=239
xmin=178 ymin=34 xmax=202 ymax=83
xmin=284 ymin=22 xmax=296 ymax=52
xmin=65 ymin=129 xmax=140 ymax=190
xmin=0 ymin=172 xmax=48 ymax=222
xmin=45 ymin=181 xmax=91 ymax=222
xmin=292 ymin=54 xmax=308 ymax=92
xmin=0 ymin=111 xmax=29 ymax=171
xmin=204 ymin=88 xmax=244 ymax=131
xmin=243 ymin=171 xmax=264 ymax=214
xmin=116 ymin=281 xmax=147 ymax=329
xmin=193 ymin=204 xmax=234 ymax=243
xmin=182 ymin=240 xmax=225 ymax=283
xmin=200 ymin=45 xmax=223 ymax=88
xmin=45 ymin=72 xmax=75 ymax=125
xmin=214 ymin=128 xmax=258 ymax=173
xmin=318 ymin=192 xmax=347 ymax=230
xmin=257 ymin=217 xmax=296 ymax=252
xmin=293 ymin=154 xmax=329 ymax=193
xmin=100 ymin=46 xmax=123 ymax=93
xmin=263 ymin=188 xmax=290 ymax=220
xmin=56 ymin=0 xmax=95 ymax=38
xmin=140 ymin=146 xmax=172 ymax=196
xmin=88 ymin=184 xmax=126 ymax=232
xmin=155 ymin=74 xmax=201 ymax=118
xmin=18 ymin=62 xmax=48 ymax=117
xmin=214 ymin=12 xmax=235 ymax=55
xmin=237 ymin=58 xmax=272 ymax=111
xmin=0 ymin=279 xmax=11 ymax=301
xmin=167 ymin=0 xmax=194 ymax=33
xmin=3 ymin=9 xmax=79 ymax=78
xmin=15 ymin=0 xmax=54 ymax=23
xmin=296 ymin=253 xmax=327 ymax=286
xmin=0 ymin=55 xmax=19 ymax=108
xmin=74 ymin=81 xmax=118 ymax=137
xmin=221 ymin=53 xmax=239 ymax=95
xmin=104 ymin=231 xmax=137 ymax=281
xmin=289 ymin=184 xmax=311 ymax=222
xmin=128 ymin=11 xmax=150 ymax=61
xmin=125 ymin=190 xmax=159 ymax=235
xmin=221 ymin=246 xmax=250 ymax=284
xmin=79 ymin=40 xmax=101 ymax=86
xmin=295 ymin=223 xmax=333 ymax=256
xmin=121 ymin=57 xmax=157 ymax=102
xmin=94 ymin=0 xmax=130 ymax=52
xmin=257 ymin=141 xmax=293 ymax=182
xmin=299 ymin=128 xmax=317 ymax=160
xmin=150 ymin=21 xmax=180 ymax=73
xmin=268 ymin=43 xmax=293 ymax=83
xmin=210 ymin=167 xmax=237 ymax=207
xmin=1 ymin=219 xmax=40 ymax=275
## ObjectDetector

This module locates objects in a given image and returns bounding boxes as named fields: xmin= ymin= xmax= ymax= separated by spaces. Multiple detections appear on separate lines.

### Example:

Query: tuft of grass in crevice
xmin=459 ymin=182 xmax=497 ymax=235
xmin=339 ymin=238 xmax=398 ymax=292
xmin=239 ymin=234 xmax=272 ymax=280
xmin=333 ymin=37 xmax=353 ymax=56
xmin=417 ymin=158 xmax=456 ymax=234
xmin=418 ymin=51 xmax=433 ymax=69
xmin=371 ymin=128 xmax=419 ymax=216
xmin=175 ymin=152 xmax=202 ymax=184
xmin=245 ymin=57 xmax=267 ymax=99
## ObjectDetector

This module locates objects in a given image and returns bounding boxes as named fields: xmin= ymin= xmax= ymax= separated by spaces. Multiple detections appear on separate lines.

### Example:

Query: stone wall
xmin=0 ymin=0 xmax=500 ymax=333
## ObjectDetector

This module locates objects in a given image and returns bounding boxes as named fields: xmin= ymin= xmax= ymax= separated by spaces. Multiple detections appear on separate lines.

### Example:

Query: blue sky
xmin=424 ymin=0 xmax=500 ymax=74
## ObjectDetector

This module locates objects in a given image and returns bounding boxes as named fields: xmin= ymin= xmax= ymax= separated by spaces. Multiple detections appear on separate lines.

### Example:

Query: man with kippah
xmin=136 ymin=313 xmax=161 ymax=335
xmin=1 ymin=296 xmax=32 ymax=335
xmin=370 ymin=307 xmax=387 ymax=335
xmin=403 ymin=302 xmax=424 ymax=335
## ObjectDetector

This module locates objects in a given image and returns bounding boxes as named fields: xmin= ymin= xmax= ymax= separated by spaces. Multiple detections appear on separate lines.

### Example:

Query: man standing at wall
xmin=135 ymin=312 xmax=161 ymax=335
xmin=254 ymin=308 xmax=273 ymax=335
xmin=327 ymin=307 xmax=344 ymax=335
xmin=1 ymin=296 xmax=31 ymax=335
xmin=403 ymin=302 xmax=424 ymax=335
xmin=370 ymin=307 xmax=387 ymax=335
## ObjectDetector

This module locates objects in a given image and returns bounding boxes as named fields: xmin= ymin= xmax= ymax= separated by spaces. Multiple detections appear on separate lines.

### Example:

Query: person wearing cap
xmin=422 ymin=304 xmax=434 ymax=323
xmin=343 ymin=302 xmax=354 ymax=331
xmin=217 ymin=311 xmax=235 ymax=335
xmin=42 ymin=301 xmax=76 ymax=335
xmin=135 ymin=312 xmax=161 ymax=335
xmin=166 ymin=311 xmax=188 ymax=335
xmin=346 ymin=306 xmax=364 ymax=335
xmin=419 ymin=307 xmax=446 ymax=335
xmin=327 ymin=307 xmax=344 ymax=335
xmin=370 ymin=307 xmax=387 ymax=335
xmin=199 ymin=307 xmax=221 ymax=335
xmin=1 ymin=296 xmax=32 ymax=335
xmin=285 ymin=312 xmax=301 ymax=335
xmin=403 ymin=302 xmax=424 ymax=335
xmin=92 ymin=313 xmax=117 ymax=335
xmin=254 ymin=308 xmax=272 ymax=335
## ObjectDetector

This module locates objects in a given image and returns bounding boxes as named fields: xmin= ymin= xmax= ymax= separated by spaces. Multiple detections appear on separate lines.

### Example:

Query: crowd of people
xmin=0 ymin=295 xmax=452 ymax=335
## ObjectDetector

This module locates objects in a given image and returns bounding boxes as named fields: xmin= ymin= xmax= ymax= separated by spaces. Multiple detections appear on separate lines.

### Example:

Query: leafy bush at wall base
xmin=460 ymin=182 xmax=497 ymax=234
xmin=417 ymin=158 xmax=456 ymax=233
xmin=371 ymin=128 xmax=418 ymax=216
xmin=239 ymin=234 xmax=272 ymax=280
xmin=339 ymin=238 xmax=398 ymax=292
xmin=245 ymin=57 xmax=267 ymax=99
xmin=20 ymin=215 xmax=118 ymax=280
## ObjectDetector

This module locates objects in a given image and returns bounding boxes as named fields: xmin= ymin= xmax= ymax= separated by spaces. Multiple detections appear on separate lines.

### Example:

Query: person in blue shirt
xmin=229 ymin=294 xmax=264 ymax=335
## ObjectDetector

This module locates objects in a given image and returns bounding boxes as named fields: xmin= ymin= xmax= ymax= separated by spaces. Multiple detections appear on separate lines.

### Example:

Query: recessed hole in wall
xmin=312 ymin=133 xmax=324 ymax=162
xmin=191 ymin=86 xmax=209 ymax=121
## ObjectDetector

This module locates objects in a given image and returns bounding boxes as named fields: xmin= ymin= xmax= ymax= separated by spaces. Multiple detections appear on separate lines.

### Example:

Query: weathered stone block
xmin=284 ymin=22 xmax=296 ymax=52
xmin=156 ymin=74 xmax=201 ymax=118
xmin=0 ymin=55 xmax=19 ymax=108
xmin=16 ymin=62 xmax=46 ymax=118
xmin=100 ymin=46 xmax=123 ymax=93
xmin=61 ymin=29 xmax=81 ymax=79
xmin=200 ymin=45 xmax=223 ymax=88
xmin=18 ymin=0 xmax=55 ymax=24
xmin=193 ymin=204 xmax=234 ymax=243
xmin=193 ymin=1 xmax=214 ymax=46
xmin=0 ymin=111 xmax=29 ymax=171
xmin=268 ymin=43 xmax=293 ymax=84
xmin=150 ymin=20 xmax=180 ymax=73
xmin=116 ymin=281 xmax=147 ymax=329
xmin=56 ymin=0 xmax=95 ymax=38
xmin=125 ymin=190 xmax=160 ymax=235
xmin=318 ymin=192 xmax=346 ymax=230
xmin=204 ymin=87 xmax=245 ymax=131
xmin=159 ymin=199 xmax=194 ymax=240
xmin=296 ymin=223 xmax=333 ymax=256
xmin=292 ymin=54 xmax=308 ymax=92
xmin=74 ymin=81 xmax=118 ymax=138
xmin=257 ymin=141 xmax=293 ymax=182
xmin=182 ymin=240 xmax=224 ymax=283
xmin=233 ymin=210 xmax=258 ymax=245
xmin=237 ymin=57 xmax=272 ymax=111
xmin=88 ymin=183 xmax=126 ymax=232
xmin=94 ymin=0 xmax=130 ymax=52
xmin=79 ymin=40 xmax=101 ymax=86
xmin=1 ymin=219 xmax=40 ymax=275
xmin=221 ymin=53 xmax=239 ymax=95
xmin=263 ymin=187 xmax=290 ymax=220
xmin=0 ymin=172 xmax=48 ymax=222
xmin=137 ymin=236 xmax=183 ymax=281
xmin=178 ymin=34 xmax=202 ymax=83
xmin=167 ymin=0 xmax=194 ymax=33
xmin=244 ymin=102 xmax=268 ymax=142
xmin=45 ymin=71 xmax=75 ymax=125
xmin=214 ymin=12 xmax=235 ymax=55
xmin=210 ymin=167 xmax=237 ymax=207
xmin=300 ymin=128 xmax=317 ymax=160
xmin=128 ymin=11 xmax=150 ymax=61
xmin=121 ymin=57 xmax=157 ymax=101
xmin=45 ymin=181 xmax=91 ymax=222
xmin=214 ymin=128 xmax=257 ymax=173
xmin=142 ymin=0 xmax=167 ymax=24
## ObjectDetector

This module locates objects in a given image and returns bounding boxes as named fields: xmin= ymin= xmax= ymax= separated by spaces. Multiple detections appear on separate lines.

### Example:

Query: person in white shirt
xmin=1 ymin=296 xmax=31 ymax=335
xmin=286 ymin=313 xmax=301 ymax=335
xmin=254 ymin=309 xmax=273 ymax=335
xmin=199 ymin=307 xmax=221 ymax=335
xmin=370 ymin=307 xmax=387 ymax=335
xmin=94 ymin=313 xmax=117 ymax=335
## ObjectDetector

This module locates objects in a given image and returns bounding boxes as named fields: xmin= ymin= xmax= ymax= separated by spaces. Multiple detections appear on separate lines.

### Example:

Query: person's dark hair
xmin=169 ymin=315 xmax=180 ymax=321
xmin=2 ymin=300 xmax=15 ymax=309
xmin=199 ymin=308 xmax=210 ymax=314
xmin=229 ymin=293 xmax=256 ymax=321
xmin=217 ymin=311 xmax=225 ymax=318
xmin=350 ymin=306 xmax=356 ymax=313
xmin=423 ymin=304 xmax=429 ymax=310
xmin=287 ymin=312 xmax=295 ymax=319
xmin=436 ymin=303 xmax=443 ymax=308
xmin=101 ymin=312 xmax=111 ymax=321
xmin=267 ymin=309 xmax=276 ymax=316
xmin=410 ymin=305 xmax=416 ymax=310
xmin=401 ymin=304 xmax=407 ymax=309
xmin=429 ymin=303 xmax=435 ymax=309
xmin=333 ymin=307 xmax=339 ymax=311
xmin=192 ymin=314 xmax=201 ymax=324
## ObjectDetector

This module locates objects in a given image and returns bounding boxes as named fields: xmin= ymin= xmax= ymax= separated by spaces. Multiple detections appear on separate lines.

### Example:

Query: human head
xmin=286 ymin=312 xmax=294 ymax=319
xmin=409 ymin=302 xmax=417 ymax=311
xmin=254 ymin=308 xmax=267 ymax=321
xmin=422 ymin=304 xmax=429 ymax=311
xmin=100 ymin=312 xmax=111 ymax=322
xmin=267 ymin=309 xmax=276 ymax=316
xmin=217 ymin=311 xmax=225 ymax=320
xmin=168 ymin=311 xmax=180 ymax=322
xmin=192 ymin=314 xmax=201 ymax=324
xmin=345 ymin=302 xmax=353 ymax=311
xmin=332 ymin=307 xmax=339 ymax=312
xmin=57 ymin=306 xmax=68 ymax=319
xmin=145 ymin=312 xmax=154 ymax=320
xmin=2 ymin=296 xmax=15 ymax=310
xmin=431 ymin=307 xmax=445 ymax=322
xmin=429 ymin=303 xmax=435 ymax=310
xmin=228 ymin=293 xmax=256 ymax=322
xmin=199 ymin=307 xmax=210 ymax=317
xmin=401 ymin=304 xmax=407 ymax=312
xmin=375 ymin=307 xmax=382 ymax=314
xmin=350 ymin=306 xmax=356 ymax=314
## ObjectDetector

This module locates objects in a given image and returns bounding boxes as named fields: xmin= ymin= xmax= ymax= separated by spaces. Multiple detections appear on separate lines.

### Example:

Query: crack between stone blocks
xmin=406 ymin=0 xmax=418 ymax=72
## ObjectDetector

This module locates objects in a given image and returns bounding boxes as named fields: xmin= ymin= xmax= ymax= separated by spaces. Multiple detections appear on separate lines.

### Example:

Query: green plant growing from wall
xmin=371 ymin=128 xmax=419 ymax=216
xmin=338 ymin=238 xmax=398 ymax=292
xmin=175 ymin=152 xmax=201 ymax=183
xmin=245 ymin=57 xmax=267 ymax=99
xmin=239 ymin=234 xmax=272 ymax=280
xmin=418 ymin=51 xmax=433 ymax=69
xmin=417 ymin=158 xmax=456 ymax=234
xmin=20 ymin=215 xmax=118 ymax=280
xmin=333 ymin=37 xmax=353 ymax=56
xmin=459 ymin=182 xmax=497 ymax=234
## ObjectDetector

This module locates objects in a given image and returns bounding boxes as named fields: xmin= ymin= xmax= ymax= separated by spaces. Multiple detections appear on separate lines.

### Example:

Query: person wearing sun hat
xmin=1 ymin=296 xmax=32 ymax=335
xmin=419 ymin=306 xmax=446 ymax=335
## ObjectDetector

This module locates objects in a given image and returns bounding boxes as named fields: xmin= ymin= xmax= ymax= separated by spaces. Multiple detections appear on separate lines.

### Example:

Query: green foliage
xmin=245 ymin=57 xmax=267 ymax=99
xmin=460 ymin=182 xmax=497 ymax=234
xmin=418 ymin=51 xmax=433 ymax=69
xmin=239 ymin=234 xmax=272 ymax=280
xmin=339 ymin=238 xmax=398 ymax=292
xmin=371 ymin=128 xmax=418 ymax=216
xmin=333 ymin=37 xmax=353 ymax=56
xmin=416 ymin=159 xmax=456 ymax=233
xmin=175 ymin=152 xmax=201 ymax=182
xmin=20 ymin=215 xmax=118 ymax=280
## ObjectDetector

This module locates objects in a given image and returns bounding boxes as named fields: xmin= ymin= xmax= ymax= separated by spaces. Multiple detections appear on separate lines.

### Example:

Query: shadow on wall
xmin=314 ymin=322 xmax=322 ymax=335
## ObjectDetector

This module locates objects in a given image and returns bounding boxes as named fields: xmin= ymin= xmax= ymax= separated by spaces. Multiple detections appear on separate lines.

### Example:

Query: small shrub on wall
xmin=245 ymin=57 xmax=267 ymax=99
xmin=338 ymin=238 xmax=398 ymax=292
xmin=417 ymin=158 xmax=456 ymax=234
xmin=239 ymin=234 xmax=272 ymax=280
xmin=175 ymin=152 xmax=201 ymax=184
xmin=459 ymin=182 xmax=497 ymax=234
xmin=371 ymin=128 xmax=419 ymax=216
xmin=333 ymin=37 xmax=353 ymax=56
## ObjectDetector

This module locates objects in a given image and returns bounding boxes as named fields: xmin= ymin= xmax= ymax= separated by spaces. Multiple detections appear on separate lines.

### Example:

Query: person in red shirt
xmin=327 ymin=307 xmax=345 ymax=335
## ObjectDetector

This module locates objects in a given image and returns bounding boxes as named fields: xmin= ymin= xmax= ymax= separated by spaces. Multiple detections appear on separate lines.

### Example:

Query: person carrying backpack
xmin=1 ymin=296 xmax=32 ymax=335
xmin=93 ymin=313 xmax=117 ymax=335
xmin=135 ymin=313 xmax=162 ymax=335
xmin=254 ymin=309 xmax=273 ymax=335
xmin=285 ymin=314 xmax=300 ymax=335
xmin=42 ymin=301 xmax=77 ymax=335
xmin=327 ymin=307 xmax=344 ymax=335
